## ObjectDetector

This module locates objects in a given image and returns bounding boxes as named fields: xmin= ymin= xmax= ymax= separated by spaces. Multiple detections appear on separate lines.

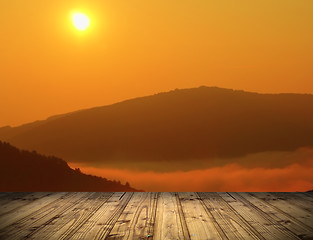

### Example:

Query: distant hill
xmin=0 ymin=141 xmax=138 ymax=192
xmin=1 ymin=86 xmax=313 ymax=168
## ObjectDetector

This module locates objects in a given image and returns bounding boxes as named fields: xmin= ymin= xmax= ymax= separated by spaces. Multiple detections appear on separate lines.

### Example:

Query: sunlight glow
xmin=72 ymin=12 xmax=90 ymax=31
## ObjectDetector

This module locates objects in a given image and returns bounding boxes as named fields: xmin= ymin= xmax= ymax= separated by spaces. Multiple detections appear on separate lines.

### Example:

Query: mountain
xmin=0 ymin=141 xmax=138 ymax=191
xmin=1 ymin=86 xmax=313 ymax=169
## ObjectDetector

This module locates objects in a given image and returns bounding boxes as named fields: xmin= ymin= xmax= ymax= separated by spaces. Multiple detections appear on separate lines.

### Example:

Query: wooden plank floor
xmin=0 ymin=192 xmax=312 ymax=240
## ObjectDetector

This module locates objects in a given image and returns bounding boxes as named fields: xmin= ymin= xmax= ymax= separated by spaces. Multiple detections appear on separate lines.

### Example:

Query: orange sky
xmin=1 ymin=0 xmax=313 ymax=126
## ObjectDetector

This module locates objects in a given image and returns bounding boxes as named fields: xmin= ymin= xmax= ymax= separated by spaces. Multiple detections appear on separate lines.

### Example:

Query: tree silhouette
xmin=0 ymin=141 xmax=141 ymax=192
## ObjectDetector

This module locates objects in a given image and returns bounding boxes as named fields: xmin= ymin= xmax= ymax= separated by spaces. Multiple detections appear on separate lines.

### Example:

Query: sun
xmin=72 ymin=12 xmax=90 ymax=31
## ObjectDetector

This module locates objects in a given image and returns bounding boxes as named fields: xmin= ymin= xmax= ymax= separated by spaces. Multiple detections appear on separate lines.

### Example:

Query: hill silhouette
xmin=0 ymin=141 xmax=138 ymax=191
xmin=1 ymin=86 xmax=313 ymax=169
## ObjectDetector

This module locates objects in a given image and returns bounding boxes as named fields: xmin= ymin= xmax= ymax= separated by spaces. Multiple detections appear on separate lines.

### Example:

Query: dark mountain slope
xmin=0 ymin=141 xmax=138 ymax=191
xmin=0 ymin=113 xmax=69 ymax=140
xmin=1 ymin=86 xmax=313 ymax=165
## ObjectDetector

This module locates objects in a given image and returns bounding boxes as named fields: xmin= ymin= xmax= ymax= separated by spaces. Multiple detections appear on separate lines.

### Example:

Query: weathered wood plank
xmin=303 ymin=192 xmax=313 ymax=198
xmin=239 ymin=192 xmax=313 ymax=239
xmin=221 ymin=193 xmax=300 ymax=240
xmin=70 ymin=192 xmax=133 ymax=239
xmin=29 ymin=192 xmax=113 ymax=240
xmin=0 ymin=192 xmax=69 ymax=231
xmin=105 ymin=192 xmax=159 ymax=240
xmin=0 ymin=192 xmax=33 ymax=206
xmin=153 ymin=192 xmax=190 ymax=240
xmin=178 ymin=192 xmax=223 ymax=240
xmin=296 ymin=193 xmax=313 ymax=205
xmin=0 ymin=192 xmax=91 ymax=240
xmin=198 ymin=192 xmax=263 ymax=240
xmin=260 ymin=192 xmax=313 ymax=215
xmin=0 ymin=192 xmax=313 ymax=240
xmin=249 ymin=193 xmax=313 ymax=229
xmin=0 ymin=192 xmax=51 ymax=217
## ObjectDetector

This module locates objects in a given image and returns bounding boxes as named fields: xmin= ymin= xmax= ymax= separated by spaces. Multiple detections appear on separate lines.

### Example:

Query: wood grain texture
xmin=0 ymin=192 xmax=312 ymax=240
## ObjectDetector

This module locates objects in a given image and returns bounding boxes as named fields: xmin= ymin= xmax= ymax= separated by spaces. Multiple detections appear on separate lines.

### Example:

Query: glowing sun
xmin=72 ymin=12 xmax=90 ymax=31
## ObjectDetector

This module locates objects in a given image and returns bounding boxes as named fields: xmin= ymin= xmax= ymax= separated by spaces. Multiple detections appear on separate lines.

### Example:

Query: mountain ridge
xmin=1 ymin=86 xmax=313 ymax=170
xmin=2 ymin=86 xmax=313 ymax=129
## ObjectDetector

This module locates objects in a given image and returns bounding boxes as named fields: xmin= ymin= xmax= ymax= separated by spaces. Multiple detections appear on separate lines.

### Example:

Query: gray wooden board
xmin=0 ymin=192 xmax=312 ymax=240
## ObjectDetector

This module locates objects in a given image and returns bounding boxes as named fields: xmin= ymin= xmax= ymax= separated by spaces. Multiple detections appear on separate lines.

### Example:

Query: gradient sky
xmin=1 ymin=0 xmax=313 ymax=126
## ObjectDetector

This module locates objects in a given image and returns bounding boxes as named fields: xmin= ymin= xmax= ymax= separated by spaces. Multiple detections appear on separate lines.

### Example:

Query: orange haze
xmin=72 ymin=161 xmax=313 ymax=192
xmin=70 ymin=158 xmax=313 ymax=192
xmin=1 ymin=0 xmax=313 ymax=126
